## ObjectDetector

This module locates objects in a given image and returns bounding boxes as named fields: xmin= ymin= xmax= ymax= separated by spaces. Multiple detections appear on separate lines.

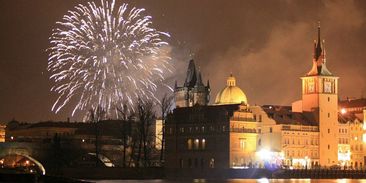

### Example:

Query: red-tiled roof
xmin=339 ymin=98 xmax=366 ymax=108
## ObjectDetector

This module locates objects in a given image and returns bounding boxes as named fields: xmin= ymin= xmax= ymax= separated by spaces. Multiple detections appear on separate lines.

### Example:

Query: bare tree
xmin=135 ymin=98 xmax=155 ymax=167
xmin=117 ymin=103 xmax=132 ymax=167
xmin=159 ymin=93 xmax=174 ymax=165
xmin=88 ymin=106 xmax=106 ymax=167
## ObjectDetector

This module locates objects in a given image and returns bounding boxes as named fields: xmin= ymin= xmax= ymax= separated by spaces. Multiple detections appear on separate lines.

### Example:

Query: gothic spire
xmin=314 ymin=22 xmax=322 ymax=61
xmin=184 ymin=59 xmax=197 ymax=87
xmin=195 ymin=67 xmax=204 ymax=87
xmin=307 ymin=22 xmax=332 ymax=76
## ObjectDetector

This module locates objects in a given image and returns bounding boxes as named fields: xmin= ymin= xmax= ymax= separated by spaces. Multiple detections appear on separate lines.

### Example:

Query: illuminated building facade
xmin=165 ymin=24 xmax=366 ymax=169
xmin=0 ymin=124 xmax=5 ymax=142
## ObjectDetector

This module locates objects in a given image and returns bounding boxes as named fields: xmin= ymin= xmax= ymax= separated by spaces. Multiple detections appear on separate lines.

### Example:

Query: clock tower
xmin=301 ymin=24 xmax=339 ymax=167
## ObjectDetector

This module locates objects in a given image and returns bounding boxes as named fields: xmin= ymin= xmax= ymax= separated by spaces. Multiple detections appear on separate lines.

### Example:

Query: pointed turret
xmin=207 ymin=80 xmax=210 ymax=89
xmin=314 ymin=22 xmax=322 ymax=61
xmin=307 ymin=22 xmax=332 ymax=76
xmin=184 ymin=60 xmax=197 ymax=87
xmin=195 ymin=67 xmax=204 ymax=87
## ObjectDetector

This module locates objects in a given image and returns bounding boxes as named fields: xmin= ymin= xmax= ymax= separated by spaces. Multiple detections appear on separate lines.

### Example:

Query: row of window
xmin=339 ymin=128 xmax=348 ymax=134
xmin=283 ymin=138 xmax=319 ymax=145
xmin=187 ymin=139 xmax=206 ymax=150
xmin=338 ymin=138 xmax=349 ymax=144
xmin=351 ymin=144 xmax=364 ymax=151
xmin=285 ymin=149 xmax=318 ymax=158
xmin=176 ymin=125 xmax=227 ymax=134
xmin=179 ymin=158 xmax=215 ymax=168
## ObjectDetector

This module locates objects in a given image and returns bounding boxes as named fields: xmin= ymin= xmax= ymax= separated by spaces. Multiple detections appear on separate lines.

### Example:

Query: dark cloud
xmin=0 ymin=0 xmax=365 ymax=122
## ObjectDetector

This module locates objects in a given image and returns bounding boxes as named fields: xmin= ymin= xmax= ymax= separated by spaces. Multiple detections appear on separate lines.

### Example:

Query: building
xmin=174 ymin=59 xmax=210 ymax=108
xmin=165 ymin=24 xmax=366 ymax=170
xmin=0 ymin=124 xmax=5 ymax=142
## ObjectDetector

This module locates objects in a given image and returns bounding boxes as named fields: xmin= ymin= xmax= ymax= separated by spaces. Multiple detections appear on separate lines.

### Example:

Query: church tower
xmin=301 ymin=23 xmax=339 ymax=166
xmin=174 ymin=60 xmax=210 ymax=107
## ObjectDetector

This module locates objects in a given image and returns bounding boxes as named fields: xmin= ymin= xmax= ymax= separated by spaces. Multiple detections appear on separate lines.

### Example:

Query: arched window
xmin=194 ymin=139 xmax=199 ymax=149
xmin=202 ymin=139 xmax=206 ymax=149
xmin=209 ymin=158 xmax=215 ymax=168
xmin=187 ymin=139 xmax=192 ymax=150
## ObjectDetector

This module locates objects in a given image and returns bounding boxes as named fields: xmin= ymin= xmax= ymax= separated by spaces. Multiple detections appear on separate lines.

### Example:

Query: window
xmin=169 ymin=128 xmax=173 ymax=134
xmin=209 ymin=158 xmax=215 ymax=168
xmin=259 ymin=115 xmax=262 ymax=122
xmin=328 ymin=144 xmax=330 ymax=150
xmin=269 ymin=127 xmax=273 ymax=133
xmin=194 ymin=139 xmax=199 ymax=149
xmin=187 ymin=139 xmax=192 ymax=150
xmin=328 ymin=129 xmax=330 ymax=133
xmin=179 ymin=159 xmax=184 ymax=168
xmin=328 ymin=113 xmax=330 ymax=118
xmin=188 ymin=159 xmax=192 ymax=168
xmin=239 ymin=138 xmax=246 ymax=150
xmin=328 ymin=97 xmax=330 ymax=102
xmin=202 ymin=139 xmax=206 ymax=149
xmin=253 ymin=115 xmax=257 ymax=121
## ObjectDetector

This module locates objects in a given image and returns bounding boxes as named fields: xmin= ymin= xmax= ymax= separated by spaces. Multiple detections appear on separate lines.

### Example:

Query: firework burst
xmin=48 ymin=0 xmax=171 ymax=118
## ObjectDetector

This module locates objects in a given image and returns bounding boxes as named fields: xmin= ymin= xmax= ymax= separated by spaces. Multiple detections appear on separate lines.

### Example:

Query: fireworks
xmin=48 ymin=0 xmax=171 ymax=118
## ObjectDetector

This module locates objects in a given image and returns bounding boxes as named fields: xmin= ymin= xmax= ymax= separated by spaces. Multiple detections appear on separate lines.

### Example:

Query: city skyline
xmin=1 ymin=0 xmax=366 ymax=122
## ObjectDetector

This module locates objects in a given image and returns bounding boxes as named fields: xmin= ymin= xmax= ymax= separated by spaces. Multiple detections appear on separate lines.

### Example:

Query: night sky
xmin=1 ymin=0 xmax=366 ymax=123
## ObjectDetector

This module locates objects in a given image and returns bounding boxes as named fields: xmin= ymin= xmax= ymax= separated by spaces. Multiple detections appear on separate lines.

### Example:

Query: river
xmin=90 ymin=179 xmax=366 ymax=183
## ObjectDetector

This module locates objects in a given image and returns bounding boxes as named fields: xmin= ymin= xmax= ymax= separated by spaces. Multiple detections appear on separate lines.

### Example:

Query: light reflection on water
xmin=91 ymin=179 xmax=366 ymax=183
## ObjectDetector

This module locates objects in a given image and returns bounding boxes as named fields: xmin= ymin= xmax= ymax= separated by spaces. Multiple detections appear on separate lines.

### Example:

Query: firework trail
xmin=48 ymin=0 xmax=171 ymax=118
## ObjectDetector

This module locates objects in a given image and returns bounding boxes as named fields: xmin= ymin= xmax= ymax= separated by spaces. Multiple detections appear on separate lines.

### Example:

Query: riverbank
xmin=0 ymin=173 xmax=90 ymax=183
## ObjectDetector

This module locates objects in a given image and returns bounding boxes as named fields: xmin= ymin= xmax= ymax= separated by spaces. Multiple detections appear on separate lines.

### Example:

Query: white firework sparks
xmin=48 ymin=0 xmax=171 ymax=118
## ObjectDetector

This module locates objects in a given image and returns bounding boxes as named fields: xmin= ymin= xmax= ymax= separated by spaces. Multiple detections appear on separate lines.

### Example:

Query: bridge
xmin=0 ymin=142 xmax=119 ymax=175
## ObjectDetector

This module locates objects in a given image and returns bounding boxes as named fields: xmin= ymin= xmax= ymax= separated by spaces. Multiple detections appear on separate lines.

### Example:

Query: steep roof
xmin=262 ymin=105 xmax=318 ymax=126
xmin=184 ymin=59 xmax=197 ymax=88
xmin=306 ymin=23 xmax=333 ymax=76
xmin=339 ymin=98 xmax=366 ymax=109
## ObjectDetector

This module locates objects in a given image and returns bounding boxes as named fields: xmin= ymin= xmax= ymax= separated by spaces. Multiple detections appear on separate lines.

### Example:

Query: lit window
xmin=209 ymin=158 xmax=215 ymax=168
xmin=187 ymin=139 xmax=192 ymax=150
xmin=202 ymin=139 xmax=206 ymax=149
xmin=194 ymin=139 xmax=199 ymax=149
xmin=239 ymin=138 xmax=246 ymax=150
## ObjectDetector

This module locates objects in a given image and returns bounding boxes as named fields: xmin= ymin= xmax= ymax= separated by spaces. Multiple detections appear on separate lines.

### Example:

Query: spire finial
xmin=317 ymin=21 xmax=321 ymax=44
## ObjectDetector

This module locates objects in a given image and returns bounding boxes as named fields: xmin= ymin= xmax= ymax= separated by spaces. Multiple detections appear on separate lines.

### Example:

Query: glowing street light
xmin=341 ymin=108 xmax=347 ymax=114
xmin=258 ymin=149 xmax=271 ymax=160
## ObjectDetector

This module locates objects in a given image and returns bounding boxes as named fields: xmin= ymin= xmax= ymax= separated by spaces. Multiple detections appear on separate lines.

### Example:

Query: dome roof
xmin=215 ymin=74 xmax=248 ymax=105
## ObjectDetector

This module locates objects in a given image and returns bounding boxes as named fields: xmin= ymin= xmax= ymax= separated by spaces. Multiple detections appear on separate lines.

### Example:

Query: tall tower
xmin=301 ymin=23 xmax=339 ymax=167
xmin=174 ymin=60 xmax=210 ymax=107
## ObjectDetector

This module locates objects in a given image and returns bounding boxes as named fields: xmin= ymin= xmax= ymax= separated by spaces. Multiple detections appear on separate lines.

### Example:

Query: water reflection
xmin=92 ymin=179 xmax=366 ymax=183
